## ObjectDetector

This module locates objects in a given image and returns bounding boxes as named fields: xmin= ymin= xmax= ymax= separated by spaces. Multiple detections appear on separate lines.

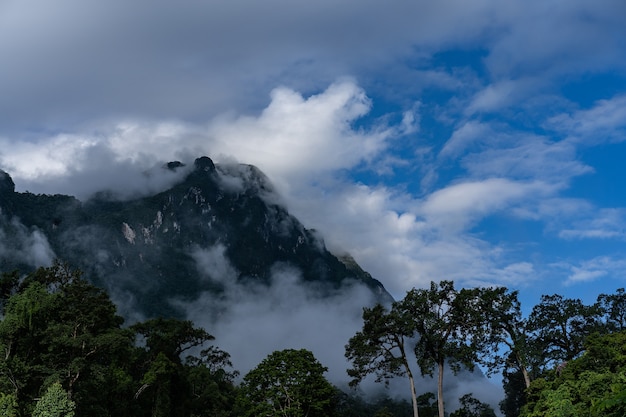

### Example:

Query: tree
xmin=499 ymin=367 xmax=528 ymax=417
xmin=526 ymin=294 xmax=603 ymax=372
xmin=0 ymin=263 xmax=238 ymax=416
xmin=400 ymin=281 xmax=484 ymax=417
xmin=0 ymin=263 xmax=135 ymax=416
xmin=0 ymin=270 xmax=19 ymax=313
xmin=450 ymin=394 xmax=496 ymax=417
xmin=32 ymin=381 xmax=76 ymax=417
xmin=521 ymin=331 xmax=626 ymax=417
xmin=0 ymin=280 xmax=55 ymax=402
xmin=132 ymin=318 xmax=214 ymax=363
xmin=345 ymin=303 xmax=421 ymax=417
xmin=237 ymin=349 xmax=336 ymax=417
xmin=183 ymin=346 xmax=238 ymax=417
xmin=131 ymin=318 xmax=218 ymax=417
xmin=474 ymin=287 xmax=536 ymax=388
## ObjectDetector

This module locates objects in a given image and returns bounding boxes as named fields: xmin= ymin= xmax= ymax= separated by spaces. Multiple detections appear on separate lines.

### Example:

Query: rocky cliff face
xmin=0 ymin=157 xmax=389 ymax=318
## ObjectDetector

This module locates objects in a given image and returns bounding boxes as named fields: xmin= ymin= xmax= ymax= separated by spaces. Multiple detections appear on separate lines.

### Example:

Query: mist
xmin=178 ymin=244 xmax=504 ymax=412
xmin=9 ymin=143 xmax=194 ymax=201
xmin=0 ymin=215 xmax=56 ymax=268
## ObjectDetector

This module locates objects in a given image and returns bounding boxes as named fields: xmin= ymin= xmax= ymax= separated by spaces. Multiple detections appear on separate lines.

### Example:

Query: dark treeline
xmin=0 ymin=264 xmax=625 ymax=416
xmin=0 ymin=263 xmax=415 ymax=417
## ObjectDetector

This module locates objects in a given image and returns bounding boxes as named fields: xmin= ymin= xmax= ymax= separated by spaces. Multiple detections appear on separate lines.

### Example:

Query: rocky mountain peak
xmin=194 ymin=156 xmax=216 ymax=172
xmin=0 ymin=170 xmax=15 ymax=195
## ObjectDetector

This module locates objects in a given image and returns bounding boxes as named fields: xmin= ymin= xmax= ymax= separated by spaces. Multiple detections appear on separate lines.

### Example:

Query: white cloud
xmin=559 ymin=208 xmax=626 ymax=240
xmin=546 ymin=95 xmax=626 ymax=144
xmin=440 ymin=121 xmax=492 ymax=159
xmin=514 ymin=198 xmax=626 ymax=242
xmin=460 ymin=134 xmax=592 ymax=184
xmin=0 ymin=73 xmax=617 ymax=302
xmin=420 ymin=178 xmax=549 ymax=233
xmin=0 ymin=80 xmax=388 ymax=199
xmin=466 ymin=79 xmax=529 ymax=114
xmin=207 ymin=81 xmax=392 ymax=192
xmin=278 ymin=176 xmax=547 ymax=297
xmin=562 ymin=256 xmax=626 ymax=286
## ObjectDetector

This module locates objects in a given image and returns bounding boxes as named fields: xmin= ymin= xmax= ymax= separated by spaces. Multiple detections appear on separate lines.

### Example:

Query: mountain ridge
xmin=0 ymin=157 xmax=390 ymax=318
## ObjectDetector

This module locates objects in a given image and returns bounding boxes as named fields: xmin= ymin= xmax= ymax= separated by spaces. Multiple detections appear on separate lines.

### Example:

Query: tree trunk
xmin=437 ymin=361 xmax=444 ymax=417
xmin=407 ymin=366 xmax=420 ymax=417
xmin=521 ymin=366 xmax=531 ymax=389
xmin=515 ymin=352 xmax=532 ymax=389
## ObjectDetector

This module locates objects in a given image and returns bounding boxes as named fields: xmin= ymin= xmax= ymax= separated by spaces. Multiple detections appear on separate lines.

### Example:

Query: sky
xmin=1 ymin=1 xmax=626 ymax=317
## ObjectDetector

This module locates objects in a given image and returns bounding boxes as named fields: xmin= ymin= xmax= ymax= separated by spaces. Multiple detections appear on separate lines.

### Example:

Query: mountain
xmin=0 ymin=157 xmax=389 ymax=318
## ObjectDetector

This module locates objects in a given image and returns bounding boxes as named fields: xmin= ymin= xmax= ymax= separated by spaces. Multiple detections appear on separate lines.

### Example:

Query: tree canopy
xmin=237 ymin=348 xmax=336 ymax=417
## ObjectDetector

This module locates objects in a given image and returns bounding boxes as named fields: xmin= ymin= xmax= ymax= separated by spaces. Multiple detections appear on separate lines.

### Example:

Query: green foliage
xmin=521 ymin=331 xmax=626 ymax=417
xmin=526 ymin=294 xmax=603 ymax=371
xmin=401 ymin=282 xmax=481 ymax=376
xmin=345 ymin=303 xmax=413 ymax=385
xmin=0 ymin=263 xmax=136 ymax=416
xmin=4 ymin=263 xmax=626 ymax=417
xmin=0 ymin=393 xmax=18 ymax=417
xmin=32 ymin=382 xmax=75 ymax=417
xmin=400 ymin=281 xmax=490 ymax=417
xmin=592 ymin=373 xmax=626 ymax=416
xmin=237 ymin=349 xmax=336 ymax=417
xmin=449 ymin=394 xmax=496 ymax=417
xmin=131 ymin=318 xmax=232 ymax=417
xmin=333 ymin=391 xmax=428 ymax=417
xmin=0 ymin=263 xmax=237 ymax=417
xmin=347 ymin=281 xmax=504 ymax=417
xmin=183 ymin=346 xmax=238 ymax=417
xmin=0 ymin=271 xmax=19 ymax=311
xmin=499 ymin=367 xmax=527 ymax=417
xmin=345 ymin=302 xmax=420 ymax=417
xmin=132 ymin=318 xmax=214 ymax=363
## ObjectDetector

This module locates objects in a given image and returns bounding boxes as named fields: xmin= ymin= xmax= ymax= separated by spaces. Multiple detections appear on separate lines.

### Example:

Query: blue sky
xmin=1 ymin=0 xmax=626 ymax=314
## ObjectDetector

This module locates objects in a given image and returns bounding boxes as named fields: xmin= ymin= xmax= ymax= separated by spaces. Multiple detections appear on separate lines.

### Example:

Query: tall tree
xmin=475 ymin=287 xmax=536 ymax=388
xmin=526 ymin=294 xmax=603 ymax=372
xmin=183 ymin=347 xmax=238 ymax=417
xmin=400 ymin=281 xmax=484 ymax=417
xmin=237 ymin=349 xmax=336 ymax=417
xmin=345 ymin=303 xmax=421 ymax=417
xmin=131 ymin=318 xmax=217 ymax=417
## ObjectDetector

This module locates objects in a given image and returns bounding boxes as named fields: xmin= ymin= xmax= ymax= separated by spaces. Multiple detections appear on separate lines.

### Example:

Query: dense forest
xmin=0 ymin=263 xmax=625 ymax=416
